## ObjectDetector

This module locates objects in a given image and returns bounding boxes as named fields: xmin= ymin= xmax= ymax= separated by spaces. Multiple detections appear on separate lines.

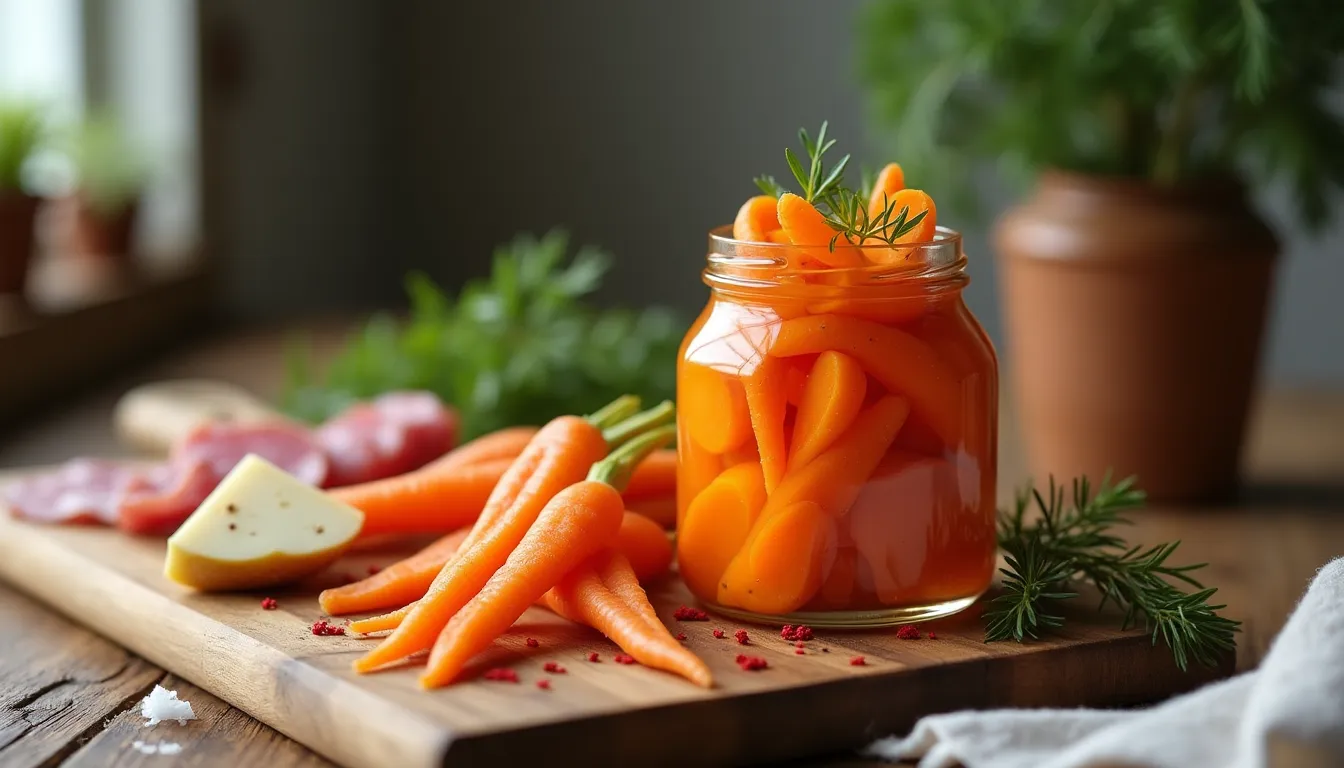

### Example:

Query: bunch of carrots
xmin=319 ymin=396 xmax=710 ymax=689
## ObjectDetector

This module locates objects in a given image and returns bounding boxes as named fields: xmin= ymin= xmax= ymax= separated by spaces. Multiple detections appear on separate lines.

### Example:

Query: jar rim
xmin=705 ymin=224 xmax=967 ymax=288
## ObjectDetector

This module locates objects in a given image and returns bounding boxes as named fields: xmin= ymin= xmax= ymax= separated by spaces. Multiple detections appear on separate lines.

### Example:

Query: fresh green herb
xmin=985 ymin=474 xmax=1240 ymax=671
xmin=859 ymin=1 xmax=1344 ymax=229
xmin=0 ymin=101 xmax=45 ymax=192
xmin=755 ymin=122 xmax=928 ymax=250
xmin=282 ymin=230 xmax=683 ymax=440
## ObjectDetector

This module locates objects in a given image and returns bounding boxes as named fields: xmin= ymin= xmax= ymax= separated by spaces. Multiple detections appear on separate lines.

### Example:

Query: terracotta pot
xmin=0 ymin=190 xmax=40 ymax=295
xmin=995 ymin=171 xmax=1278 ymax=503
xmin=60 ymin=192 xmax=139 ymax=261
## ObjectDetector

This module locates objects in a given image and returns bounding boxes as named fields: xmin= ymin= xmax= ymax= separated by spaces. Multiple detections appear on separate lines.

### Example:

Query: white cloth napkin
xmin=866 ymin=557 xmax=1344 ymax=768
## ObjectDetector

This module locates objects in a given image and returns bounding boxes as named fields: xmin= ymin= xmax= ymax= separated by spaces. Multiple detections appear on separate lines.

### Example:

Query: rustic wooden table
xmin=2 ymin=325 xmax=1342 ymax=767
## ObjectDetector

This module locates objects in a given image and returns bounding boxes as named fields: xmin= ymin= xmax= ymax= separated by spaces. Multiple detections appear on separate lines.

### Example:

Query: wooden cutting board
xmin=0 ymin=502 xmax=1231 ymax=768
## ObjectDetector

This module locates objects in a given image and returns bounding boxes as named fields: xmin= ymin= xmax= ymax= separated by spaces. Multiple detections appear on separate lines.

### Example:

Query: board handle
xmin=113 ymin=379 xmax=285 ymax=455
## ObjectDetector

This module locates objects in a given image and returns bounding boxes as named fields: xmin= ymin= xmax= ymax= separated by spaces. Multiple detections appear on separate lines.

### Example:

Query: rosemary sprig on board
xmin=985 ymin=475 xmax=1240 ymax=671
xmin=754 ymin=122 xmax=928 ymax=250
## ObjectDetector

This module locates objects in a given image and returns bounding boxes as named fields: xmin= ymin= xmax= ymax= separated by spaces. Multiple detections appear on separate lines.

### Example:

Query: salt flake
xmin=140 ymin=685 xmax=196 ymax=727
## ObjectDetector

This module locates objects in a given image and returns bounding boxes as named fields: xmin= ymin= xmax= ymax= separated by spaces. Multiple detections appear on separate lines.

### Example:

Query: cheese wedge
xmin=165 ymin=454 xmax=364 ymax=591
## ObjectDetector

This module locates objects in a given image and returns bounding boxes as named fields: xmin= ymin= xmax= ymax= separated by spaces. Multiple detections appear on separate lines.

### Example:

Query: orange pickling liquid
xmin=676 ymin=234 xmax=997 ymax=623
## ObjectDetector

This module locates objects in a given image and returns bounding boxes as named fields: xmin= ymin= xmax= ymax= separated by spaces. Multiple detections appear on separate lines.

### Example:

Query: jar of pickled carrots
xmin=675 ymin=225 xmax=998 ymax=627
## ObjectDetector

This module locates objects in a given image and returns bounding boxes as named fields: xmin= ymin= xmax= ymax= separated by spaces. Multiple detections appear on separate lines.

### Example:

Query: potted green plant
xmin=0 ymin=101 xmax=45 ymax=295
xmin=859 ymin=3 xmax=1344 ymax=502
xmin=58 ymin=115 xmax=146 ymax=261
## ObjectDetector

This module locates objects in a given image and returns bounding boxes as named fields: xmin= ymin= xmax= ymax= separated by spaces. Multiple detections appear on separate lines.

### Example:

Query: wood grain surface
xmin=0 ymin=327 xmax=1340 ymax=767
xmin=0 ymin=505 xmax=1227 ymax=768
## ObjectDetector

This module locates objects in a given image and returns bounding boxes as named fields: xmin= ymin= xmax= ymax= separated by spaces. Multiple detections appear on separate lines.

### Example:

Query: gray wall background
xmin=202 ymin=0 xmax=1344 ymax=384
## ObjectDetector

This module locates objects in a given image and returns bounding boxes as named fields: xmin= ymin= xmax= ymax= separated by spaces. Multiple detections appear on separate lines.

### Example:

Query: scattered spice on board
xmin=735 ymin=654 xmax=769 ymax=671
xmin=543 ymin=662 xmax=567 ymax=674
xmin=526 ymin=638 xmax=540 ymax=648
xmin=677 ymin=633 xmax=687 ymax=641
xmin=483 ymin=668 xmax=520 ymax=683
xmin=795 ymin=640 xmax=806 ymax=649
xmin=614 ymin=653 xmax=637 ymax=665
xmin=260 ymin=597 xmax=278 ymax=611
xmin=928 ymin=631 xmax=938 ymax=639
xmin=822 ymin=647 xmax=830 ymax=653
xmin=311 ymin=620 xmax=344 ymax=636
xmin=712 ymin=629 xmax=726 ymax=639
xmin=795 ymin=648 xmax=805 ymax=655
xmin=781 ymin=624 xmax=814 ymax=641
xmin=896 ymin=625 xmax=922 ymax=640
xmin=673 ymin=606 xmax=709 ymax=621
xmin=734 ymin=629 xmax=750 ymax=645
xmin=536 ymin=679 xmax=551 ymax=691
xmin=588 ymin=652 xmax=601 ymax=663
xmin=850 ymin=656 xmax=867 ymax=666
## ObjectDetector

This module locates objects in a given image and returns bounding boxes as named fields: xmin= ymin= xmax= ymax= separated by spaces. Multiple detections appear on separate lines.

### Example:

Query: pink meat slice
xmin=116 ymin=459 xmax=219 ymax=536
xmin=317 ymin=391 xmax=458 ymax=487
xmin=3 ymin=459 xmax=140 ymax=525
xmin=174 ymin=421 xmax=329 ymax=488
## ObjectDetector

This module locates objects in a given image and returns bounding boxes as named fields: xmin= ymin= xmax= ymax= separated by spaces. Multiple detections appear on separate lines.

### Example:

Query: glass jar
xmin=675 ymin=226 xmax=998 ymax=627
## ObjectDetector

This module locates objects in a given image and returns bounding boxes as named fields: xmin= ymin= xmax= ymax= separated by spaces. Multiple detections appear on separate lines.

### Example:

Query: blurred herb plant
xmin=283 ymin=230 xmax=683 ymax=440
xmin=0 ymin=101 xmax=45 ymax=192
xmin=858 ymin=1 xmax=1344 ymax=228
xmin=66 ymin=115 xmax=146 ymax=217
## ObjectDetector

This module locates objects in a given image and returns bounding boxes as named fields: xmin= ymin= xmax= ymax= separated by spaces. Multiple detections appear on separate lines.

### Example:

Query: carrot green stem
xmin=601 ymin=400 xmax=675 ymax=448
xmin=589 ymin=425 xmax=676 ymax=492
xmin=586 ymin=395 xmax=642 ymax=431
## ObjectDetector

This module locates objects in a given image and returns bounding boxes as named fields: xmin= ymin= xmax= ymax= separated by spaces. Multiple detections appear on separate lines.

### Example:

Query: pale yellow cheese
xmin=164 ymin=454 xmax=364 ymax=592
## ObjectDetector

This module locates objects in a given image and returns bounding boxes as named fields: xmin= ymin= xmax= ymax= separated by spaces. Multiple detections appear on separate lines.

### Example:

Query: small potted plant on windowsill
xmin=0 ymin=101 xmax=45 ymax=296
xmin=57 ymin=115 xmax=146 ymax=262
xmin=859 ymin=2 xmax=1344 ymax=502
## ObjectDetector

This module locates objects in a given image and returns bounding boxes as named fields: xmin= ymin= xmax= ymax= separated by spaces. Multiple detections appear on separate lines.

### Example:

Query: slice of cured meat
xmin=3 ymin=459 xmax=140 ymax=525
xmin=173 ymin=422 xmax=329 ymax=488
xmin=317 ymin=392 xmax=457 ymax=487
xmin=116 ymin=459 xmax=218 ymax=536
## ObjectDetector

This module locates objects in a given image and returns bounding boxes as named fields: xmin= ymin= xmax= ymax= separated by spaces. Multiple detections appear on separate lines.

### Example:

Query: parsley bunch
xmin=282 ymin=230 xmax=683 ymax=440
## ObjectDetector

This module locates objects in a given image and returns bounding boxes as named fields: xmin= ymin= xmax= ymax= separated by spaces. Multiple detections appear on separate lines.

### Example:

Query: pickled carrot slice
xmin=717 ymin=396 xmax=910 ymax=609
xmin=724 ymin=440 xmax=761 ymax=468
xmin=676 ymin=432 xmax=722 ymax=528
xmin=848 ymin=453 xmax=949 ymax=605
xmin=767 ymin=313 xmax=959 ymax=446
xmin=776 ymin=193 xmax=864 ymax=268
xmin=680 ymin=363 xmax=753 ymax=453
xmin=866 ymin=189 xmax=938 ymax=266
xmin=735 ymin=500 xmax=833 ymax=614
xmin=677 ymin=462 xmax=767 ymax=601
xmin=733 ymin=195 xmax=781 ymax=242
xmin=789 ymin=351 xmax=867 ymax=471
xmin=783 ymin=358 xmax=812 ymax=407
xmin=866 ymin=163 xmax=905 ymax=217
xmin=743 ymin=357 xmax=789 ymax=493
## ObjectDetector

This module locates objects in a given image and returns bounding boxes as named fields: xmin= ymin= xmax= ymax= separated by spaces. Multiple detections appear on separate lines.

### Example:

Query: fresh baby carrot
xmin=616 ymin=510 xmax=674 ymax=583
xmin=334 ymin=457 xmax=514 ymax=539
xmin=330 ymin=425 xmax=537 ymax=537
xmin=767 ymin=313 xmax=959 ymax=446
xmin=543 ymin=551 xmax=712 ymax=687
xmin=789 ymin=351 xmax=866 ymax=471
xmin=319 ymin=527 xmax=471 ymax=616
xmin=677 ymin=462 xmax=767 ymax=600
xmin=622 ymin=449 xmax=677 ymax=501
xmin=349 ymin=396 xmax=650 ymax=665
xmin=743 ymin=357 xmax=789 ymax=493
xmin=419 ymin=426 xmax=674 ymax=688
